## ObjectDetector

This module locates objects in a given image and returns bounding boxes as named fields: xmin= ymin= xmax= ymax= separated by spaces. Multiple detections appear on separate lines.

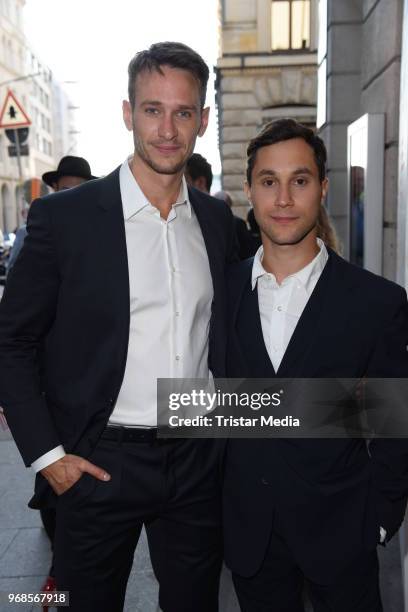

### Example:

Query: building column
xmin=397 ymin=4 xmax=408 ymax=607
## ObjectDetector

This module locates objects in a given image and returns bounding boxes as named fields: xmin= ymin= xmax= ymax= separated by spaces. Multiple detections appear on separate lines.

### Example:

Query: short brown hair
xmin=246 ymin=118 xmax=327 ymax=185
xmin=128 ymin=41 xmax=209 ymax=110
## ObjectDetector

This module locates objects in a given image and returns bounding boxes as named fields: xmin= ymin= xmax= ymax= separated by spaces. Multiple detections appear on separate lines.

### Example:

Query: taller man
xmin=0 ymin=42 xmax=235 ymax=612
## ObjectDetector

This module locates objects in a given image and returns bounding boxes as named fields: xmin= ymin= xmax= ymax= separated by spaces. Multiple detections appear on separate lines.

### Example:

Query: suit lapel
xmin=233 ymin=249 xmax=357 ymax=379
xmin=188 ymin=187 xmax=220 ymax=292
xmin=93 ymin=166 xmax=130 ymax=333
xmin=233 ymin=260 xmax=276 ymax=377
xmin=277 ymin=251 xmax=355 ymax=376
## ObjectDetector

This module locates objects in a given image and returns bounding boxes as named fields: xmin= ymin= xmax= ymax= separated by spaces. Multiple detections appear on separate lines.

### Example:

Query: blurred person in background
xmin=185 ymin=152 xmax=213 ymax=193
xmin=7 ymin=156 xmax=96 ymax=274
xmin=214 ymin=190 xmax=254 ymax=260
xmin=247 ymin=207 xmax=262 ymax=254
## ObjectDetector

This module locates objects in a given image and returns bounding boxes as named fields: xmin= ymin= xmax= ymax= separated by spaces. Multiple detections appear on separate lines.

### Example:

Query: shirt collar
xmin=119 ymin=156 xmax=191 ymax=220
xmin=251 ymin=238 xmax=328 ymax=291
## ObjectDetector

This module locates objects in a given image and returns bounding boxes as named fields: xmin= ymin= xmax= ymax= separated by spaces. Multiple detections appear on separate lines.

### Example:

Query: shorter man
xmin=7 ymin=156 xmax=96 ymax=272
xmin=223 ymin=118 xmax=408 ymax=611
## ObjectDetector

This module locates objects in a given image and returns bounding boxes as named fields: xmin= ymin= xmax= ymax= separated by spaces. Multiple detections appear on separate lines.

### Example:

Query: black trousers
xmin=39 ymin=507 xmax=56 ymax=576
xmin=54 ymin=435 xmax=223 ymax=612
xmin=232 ymin=524 xmax=382 ymax=612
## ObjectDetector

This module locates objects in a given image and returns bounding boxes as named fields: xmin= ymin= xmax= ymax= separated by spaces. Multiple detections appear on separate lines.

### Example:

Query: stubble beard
xmin=260 ymin=218 xmax=318 ymax=247
xmin=134 ymin=136 xmax=192 ymax=176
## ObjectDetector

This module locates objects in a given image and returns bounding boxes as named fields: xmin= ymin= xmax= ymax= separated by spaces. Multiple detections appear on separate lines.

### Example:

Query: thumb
xmin=81 ymin=459 xmax=111 ymax=482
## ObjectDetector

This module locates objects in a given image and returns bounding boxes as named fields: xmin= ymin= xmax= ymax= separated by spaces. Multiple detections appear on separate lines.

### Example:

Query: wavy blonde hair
xmin=316 ymin=206 xmax=341 ymax=254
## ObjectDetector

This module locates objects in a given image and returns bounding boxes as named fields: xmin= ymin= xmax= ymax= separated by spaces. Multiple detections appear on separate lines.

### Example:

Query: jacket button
xmin=261 ymin=477 xmax=268 ymax=485
xmin=109 ymin=398 xmax=114 ymax=406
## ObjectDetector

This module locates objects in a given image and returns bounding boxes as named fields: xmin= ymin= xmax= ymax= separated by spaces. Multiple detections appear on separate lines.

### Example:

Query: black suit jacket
xmin=223 ymin=249 xmax=408 ymax=583
xmin=0 ymin=167 xmax=236 ymax=507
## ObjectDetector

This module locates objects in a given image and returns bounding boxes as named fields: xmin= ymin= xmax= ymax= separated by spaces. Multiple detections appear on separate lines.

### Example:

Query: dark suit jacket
xmin=223 ymin=249 xmax=408 ymax=583
xmin=0 ymin=167 xmax=236 ymax=508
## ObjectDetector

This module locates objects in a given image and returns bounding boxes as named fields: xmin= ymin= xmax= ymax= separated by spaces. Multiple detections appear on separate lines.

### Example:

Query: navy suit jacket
xmin=0 ymin=167 xmax=236 ymax=508
xmin=223 ymin=249 xmax=408 ymax=583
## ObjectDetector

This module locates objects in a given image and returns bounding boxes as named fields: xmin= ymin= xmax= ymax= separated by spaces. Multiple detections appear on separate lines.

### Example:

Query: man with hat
xmin=7 ymin=155 xmax=96 ymax=272
xmin=42 ymin=155 xmax=97 ymax=191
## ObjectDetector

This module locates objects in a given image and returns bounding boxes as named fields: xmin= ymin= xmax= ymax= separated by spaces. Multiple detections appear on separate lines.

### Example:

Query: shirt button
xmin=175 ymin=355 xmax=181 ymax=361
xmin=175 ymin=311 xmax=180 ymax=317
xmin=277 ymin=306 xmax=282 ymax=312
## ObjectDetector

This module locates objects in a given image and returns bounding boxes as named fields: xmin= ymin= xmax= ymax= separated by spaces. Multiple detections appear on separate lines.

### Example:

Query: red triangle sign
xmin=0 ymin=90 xmax=31 ymax=128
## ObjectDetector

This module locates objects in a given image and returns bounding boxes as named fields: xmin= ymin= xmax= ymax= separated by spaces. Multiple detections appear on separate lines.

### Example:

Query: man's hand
xmin=40 ymin=454 xmax=111 ymax=495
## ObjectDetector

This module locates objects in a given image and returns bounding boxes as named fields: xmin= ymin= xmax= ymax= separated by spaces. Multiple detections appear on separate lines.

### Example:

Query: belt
xmin=101 ymin=425 xmax=158 ymax=443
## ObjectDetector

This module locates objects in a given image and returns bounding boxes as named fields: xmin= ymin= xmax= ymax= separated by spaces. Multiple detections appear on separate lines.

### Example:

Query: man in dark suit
xmin=0 ymin=42 xmax=235 ymax=612
xmin=223 ymin=118 xmax=408 ymax=611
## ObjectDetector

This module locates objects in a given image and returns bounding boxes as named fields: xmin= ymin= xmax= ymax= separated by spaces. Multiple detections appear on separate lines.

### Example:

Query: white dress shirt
xmin=252 ymin=238 xmax=328 ymax=372
xmin=110 ymin=159 xmax=213 ymax=426
xmin=32 ymin=158 xmax=213 ymax=471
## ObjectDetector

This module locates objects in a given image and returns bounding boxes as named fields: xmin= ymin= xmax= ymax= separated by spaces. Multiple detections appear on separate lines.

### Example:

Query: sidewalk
xmin=0 ymin=428 xmax=240 ymax=612
xmin=0 ymin=427 xmax=403 ymax=611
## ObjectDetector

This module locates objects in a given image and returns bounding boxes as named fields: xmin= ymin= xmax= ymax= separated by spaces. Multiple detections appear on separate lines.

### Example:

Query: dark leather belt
xmin=101 ymin=425 xmax=158 ymax=443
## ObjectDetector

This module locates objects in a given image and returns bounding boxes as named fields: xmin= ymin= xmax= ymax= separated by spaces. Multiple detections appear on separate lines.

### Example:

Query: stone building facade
xmin=318 ymin=0 xmax=405 ymax=282
xmin=216 ymin=0 xmax=319 ymax=217
xmin=318 ymin=2 xmax=408 ymax=607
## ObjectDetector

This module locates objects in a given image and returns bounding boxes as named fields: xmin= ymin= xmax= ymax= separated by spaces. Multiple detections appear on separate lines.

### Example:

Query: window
xmin=316 ymin=0 xmax=327 ymax=128
xmin=271 ymin=0 xmax=310 ymax=51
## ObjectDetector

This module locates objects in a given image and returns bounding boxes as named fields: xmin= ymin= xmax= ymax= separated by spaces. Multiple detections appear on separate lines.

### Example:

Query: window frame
xmin=271 ymin=0 xmax=311 ymax=53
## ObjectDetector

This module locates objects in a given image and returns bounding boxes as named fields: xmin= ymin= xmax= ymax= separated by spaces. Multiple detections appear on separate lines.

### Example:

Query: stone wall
xmin=218 ymin=63 xmax=317 ymax=217
xmin=216 ymin=0 xmax=318 ymax=219
xmin=320 ymin=0 xmax=403 ymax=280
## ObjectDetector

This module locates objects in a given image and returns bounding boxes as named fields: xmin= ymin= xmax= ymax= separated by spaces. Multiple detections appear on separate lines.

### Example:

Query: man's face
xmin=54 ymin=176 xmax=87 ymax=191
xmin=122 ymin=66 xmax=209 ymax=175
xmin=245 ymin=138 xmax=328 ymax=247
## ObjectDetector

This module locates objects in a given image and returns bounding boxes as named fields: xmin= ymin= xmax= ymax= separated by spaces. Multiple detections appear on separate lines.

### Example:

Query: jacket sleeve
xmin=0 ymin=198 xmax=62 ymax=466
xmin=366 ymin=287 xmax=408 ymax=539
xmin=7 ymin=225 xmax=27 ymax=272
